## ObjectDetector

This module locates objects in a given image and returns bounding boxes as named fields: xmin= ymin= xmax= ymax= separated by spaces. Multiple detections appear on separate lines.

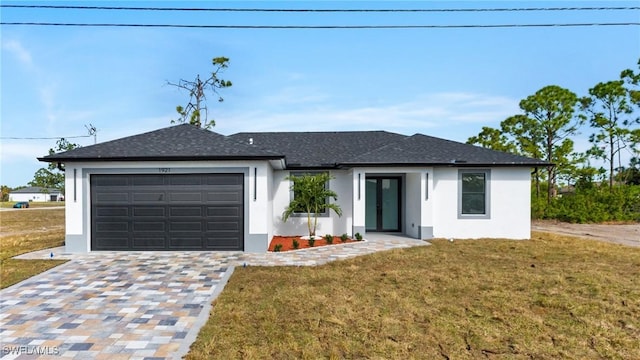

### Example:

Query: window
xmin=458 ymin=170 xmax=490 ymax=218
xmin=289 ymin=171 xmax=330 ymax=216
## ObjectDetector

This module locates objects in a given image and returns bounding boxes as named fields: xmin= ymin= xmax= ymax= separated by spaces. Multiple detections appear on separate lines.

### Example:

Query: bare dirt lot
xmin=532 ymin=220 xmax=640 ymax=247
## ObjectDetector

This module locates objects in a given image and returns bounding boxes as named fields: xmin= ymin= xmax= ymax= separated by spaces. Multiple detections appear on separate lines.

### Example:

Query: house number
xmin=159 ymin=168 xmax=170 ymax=173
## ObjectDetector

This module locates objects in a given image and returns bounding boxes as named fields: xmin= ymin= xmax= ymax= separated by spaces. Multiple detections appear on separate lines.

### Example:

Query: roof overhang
xmin=38 ymin=155 xmax=286 ymax=163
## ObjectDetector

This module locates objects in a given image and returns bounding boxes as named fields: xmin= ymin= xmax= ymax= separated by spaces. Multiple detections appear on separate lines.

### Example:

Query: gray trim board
xmin=65 ymin=234 xmax=88 ymax=253
xmin=352 ymin=226 xmax=365 ymax=237
xmin=419 ymin=226 xmax=433 ymax=239
xmin=245 ymin=233 xmax=269 ymax=252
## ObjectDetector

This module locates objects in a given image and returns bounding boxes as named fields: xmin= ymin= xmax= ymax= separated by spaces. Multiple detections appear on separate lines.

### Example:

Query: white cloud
xmin=216 ymin=91 xmax=520 ymax=137
xmin=2 ymin=39 xmax=33 ymax=67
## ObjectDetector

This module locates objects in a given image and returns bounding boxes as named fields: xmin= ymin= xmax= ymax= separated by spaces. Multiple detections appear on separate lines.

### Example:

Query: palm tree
xmin=282 ymin=173 xmax=342 ymax=237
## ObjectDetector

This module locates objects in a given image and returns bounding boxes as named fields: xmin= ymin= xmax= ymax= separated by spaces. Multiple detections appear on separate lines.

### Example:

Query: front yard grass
xmin=0 ymin=201 xmax=65 ymax=208
xmin=0 ymin=208 xmax=66 ymax=288
xmin=187 ymin=232 xmax=640 ymax=359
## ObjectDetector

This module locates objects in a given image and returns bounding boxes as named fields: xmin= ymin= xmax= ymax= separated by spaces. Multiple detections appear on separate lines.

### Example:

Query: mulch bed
xmin=268 ymin=235 xmax=357 ymax=252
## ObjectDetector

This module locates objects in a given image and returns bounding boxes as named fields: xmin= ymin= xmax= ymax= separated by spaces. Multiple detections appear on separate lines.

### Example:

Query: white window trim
xmin=458 ymin=169 xmax=491 ymax=219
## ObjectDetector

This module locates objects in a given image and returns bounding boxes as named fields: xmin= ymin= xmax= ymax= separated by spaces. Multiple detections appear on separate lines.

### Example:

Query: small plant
xmin=340 ymin=233 xmax=348 ymax=243
xmin=325 ymin=234 xmax=334 ymax=244
xmin=355 ymin=232 xmax=363 ymax=241
xmin=292 ymin=238 xmax=300 ymax=249
xmin=308 ymin=238 xmax=315 ymax=247
xmin=273 ymin=244 xmax=283 ymax=252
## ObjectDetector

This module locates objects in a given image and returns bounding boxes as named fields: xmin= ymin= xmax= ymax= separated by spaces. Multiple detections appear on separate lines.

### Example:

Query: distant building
xmin=9 ymin=187 xmax=64 ymax=202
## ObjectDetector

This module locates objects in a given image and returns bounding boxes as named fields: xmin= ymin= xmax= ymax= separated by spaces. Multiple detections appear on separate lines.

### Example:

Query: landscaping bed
xmin=268 ymin=235 xmax=358 ymax=251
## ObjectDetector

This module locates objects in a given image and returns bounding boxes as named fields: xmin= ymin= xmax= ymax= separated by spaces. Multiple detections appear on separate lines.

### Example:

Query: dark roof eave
xmin=337 ymin=161 xmax=551 ymax=168
xmin=38 ymin=155 xmax=285 ymax=163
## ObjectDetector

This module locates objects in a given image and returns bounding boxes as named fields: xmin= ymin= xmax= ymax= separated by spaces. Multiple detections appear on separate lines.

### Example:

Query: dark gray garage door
xmin=91 ymin=173 xmax=243 ymax=251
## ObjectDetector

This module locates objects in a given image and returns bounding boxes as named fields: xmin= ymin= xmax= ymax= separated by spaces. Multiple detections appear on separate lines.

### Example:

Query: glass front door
xmin=365 ymin=177 xmax=401 ymax=232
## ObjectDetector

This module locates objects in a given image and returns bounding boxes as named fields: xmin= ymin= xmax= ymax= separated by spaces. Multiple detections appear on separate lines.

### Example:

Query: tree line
xmin=468 ymin=59 xmax=640 ymax=222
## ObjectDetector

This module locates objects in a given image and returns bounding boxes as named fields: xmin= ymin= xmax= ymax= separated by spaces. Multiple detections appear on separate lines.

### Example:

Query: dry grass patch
xmin=1 ymin=209 xmax=66 ymax=288
xmin=187 ymin=232 xmax=640 ymax=359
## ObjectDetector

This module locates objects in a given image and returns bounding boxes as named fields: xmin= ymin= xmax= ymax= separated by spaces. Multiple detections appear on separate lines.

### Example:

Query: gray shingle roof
xmin=39 ymin=124 xmax=548 ymax=167
xmin=10 ymin=187 xmax=62 ymax=194
xmin=228 ymin=131 xmax=407 ymax=168
xmin=342 ymin=134 xmax=546 ymax=166
xmin=40 ymin=124 xmax=284 ymax=162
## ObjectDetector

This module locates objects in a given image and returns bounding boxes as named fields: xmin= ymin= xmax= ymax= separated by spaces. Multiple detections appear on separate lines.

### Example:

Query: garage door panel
xmin=207 ymin=207 xmax=239 ymax=216
xmin=131 ymin=175 xmax=165 ymax=186
xmin=133 ymin=192 xmax=165 ymax=202
xmin=132 ymin=222 xmax=165 ymax=232
xmin=170 ymin=207 xmax=202 ymax=217
xmin=95 ymin=236 xmax=129 ymax=249
xmin=133 ymin=237 xmax=166 ymax=248
xmin=94 ymin=176 xmax=129 ymax=186
xmin=96 ymin=207 xmax=129 ymax=217
xmin=169 ymin=237 xmax=202 ymax=249
xmin=206 ymin=192 xmax=241 ymax=203
xmin=92 ymin=173 xmax=243 ymax=251
xmin=96 ymin=192 xmax=129 ymax=203
xmin=170 ymin=175 xmax=203 ymax=185
xmin=207 ymin=221 xmax=239 ymax=231
xmin=205 ymin=237 xmax=241 ymax=249
xmin=170 ymin=192 xmax=202 ymax=202
xmin=205 ymin=174 xmax=242 ymax=185
xmin=96 ymin=222 xmax=129 ymax=232
xmin=170 ymin=222 xmax=202 ymax=232
xmin=133 ymin=207 xmax=165 ymax=217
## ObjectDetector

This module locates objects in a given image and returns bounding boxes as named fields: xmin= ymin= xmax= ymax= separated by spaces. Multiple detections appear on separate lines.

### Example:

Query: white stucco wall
xmin=405 ymin=172 xmax=422 ymax=238
xmin=271 ymin=170 xmax=352 ymax=236
xmin=9 ymin=192 xmax=62 ymax=202
xmin=432 ymin=167 xmax=531 ymax=239
xmin=63 ymin=160 xmax=273 ymax=252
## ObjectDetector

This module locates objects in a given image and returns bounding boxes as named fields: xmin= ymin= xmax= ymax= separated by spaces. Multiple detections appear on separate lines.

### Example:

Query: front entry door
xmin=365 ymin=177 xmax=401 ymax=232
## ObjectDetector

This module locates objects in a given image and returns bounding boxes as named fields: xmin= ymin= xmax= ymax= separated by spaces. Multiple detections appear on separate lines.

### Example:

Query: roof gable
xmin=40 ymin=124 xmax=283 ymax=161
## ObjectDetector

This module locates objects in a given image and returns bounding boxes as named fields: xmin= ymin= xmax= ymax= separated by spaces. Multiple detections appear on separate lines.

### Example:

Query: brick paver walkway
xmin=1 ymin=235 xmax=427 ymax=359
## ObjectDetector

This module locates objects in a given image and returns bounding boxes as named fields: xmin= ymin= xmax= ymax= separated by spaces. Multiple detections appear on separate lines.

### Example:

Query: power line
xmin=1 ymin=4 xmax=639 ymax=12
xmin=1 ymin=22 xmax=638 ymax=29
xmin=1 ymin=135 xmax=92 ymax=140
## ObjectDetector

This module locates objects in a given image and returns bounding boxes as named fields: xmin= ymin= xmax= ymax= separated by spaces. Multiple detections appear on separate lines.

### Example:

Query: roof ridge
xmin=342 ymin=134 xmax=410 ymax=162
xmin=231 ymin=130 xmax=402 ymax=135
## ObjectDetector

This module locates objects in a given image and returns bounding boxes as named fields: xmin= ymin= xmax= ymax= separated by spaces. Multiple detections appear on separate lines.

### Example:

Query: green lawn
xmin=0 ymin=201 xmax=65 ymax=208
xmin=0 ymin=208 xmax=66 ymax=288
xmin=186 ymin=232 xmax=640 ymax=359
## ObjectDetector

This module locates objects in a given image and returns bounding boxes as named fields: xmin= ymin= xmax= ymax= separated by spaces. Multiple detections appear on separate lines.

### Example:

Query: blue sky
xmin=1 ymin=1 xmax=639 ymax=187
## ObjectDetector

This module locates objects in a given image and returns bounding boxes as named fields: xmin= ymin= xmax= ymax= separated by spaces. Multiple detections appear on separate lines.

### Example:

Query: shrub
xmin=292 ymin=239 xmax=299 ymax=249
xmin=532 ymin=184 xmax=640 ymax=223
xmin=325 ymin=234 xmax=334 ymax=244
xmin=308 ymin=238 xmax=315 ymax=247
xmin=273 ymin=244 xmax=283 ymax=252
xmin=340 ymin=233 xmax=348 ymax=242
xmin=355 ymin=232 xmax=363 ymax=241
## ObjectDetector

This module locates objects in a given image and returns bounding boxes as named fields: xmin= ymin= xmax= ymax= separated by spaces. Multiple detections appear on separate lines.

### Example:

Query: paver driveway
xmin=1 ymin=235 xmax=428 ymax=359
xmin=0 ymin=252 xmax=238 ymax=360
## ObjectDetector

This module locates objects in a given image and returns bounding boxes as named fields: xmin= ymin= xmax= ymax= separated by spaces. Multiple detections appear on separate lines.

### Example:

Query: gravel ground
xmin=532 ymin=220 xmax=640 ymax=247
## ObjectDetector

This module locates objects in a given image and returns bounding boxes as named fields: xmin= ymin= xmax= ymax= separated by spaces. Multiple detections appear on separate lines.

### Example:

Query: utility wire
xmin=1 ymin=4 xmax=639 ymax=12
xmin=1 ymin=135 xmax=92 ymax=140
xmin=1 ymin=22 xmax=639 ymax=29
